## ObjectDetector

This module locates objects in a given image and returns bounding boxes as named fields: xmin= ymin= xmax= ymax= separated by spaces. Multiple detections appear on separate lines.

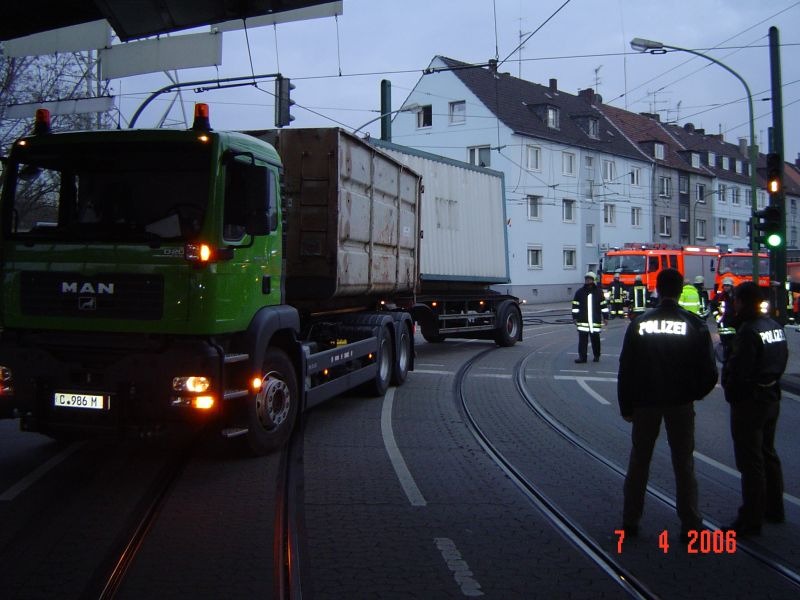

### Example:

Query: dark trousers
xmin=610 ymin=301 xmax=625 ymax=318
xmin=623 ymin=403 xmax=702 ymax=531
xmin=730 ymin=391 xmax=784 ymax=526
xmin=577 ymin=330 xmax=600 ymax=360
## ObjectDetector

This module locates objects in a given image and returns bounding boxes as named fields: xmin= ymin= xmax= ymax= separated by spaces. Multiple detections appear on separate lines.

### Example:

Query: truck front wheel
xmin=495 ymin=302 xmax=521 ymax=347
xmin=246 ymin=348 xmax=299 ymax=455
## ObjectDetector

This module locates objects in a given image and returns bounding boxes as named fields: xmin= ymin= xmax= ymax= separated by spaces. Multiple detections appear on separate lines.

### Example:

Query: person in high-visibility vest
xmin=608 ymin=273 xmax=627 ymax=319
xmin=571 ymin=271 xmax=609 ymax=363
xmin=694 ymin=275 xmax=710 ymax=319
xmin=712 ymin=277 xmax=738 ymax=360
xmin=629 ymin=275 xmax=650 ymax=318
xmin=679 ymin=279 xmax=702 ymax=315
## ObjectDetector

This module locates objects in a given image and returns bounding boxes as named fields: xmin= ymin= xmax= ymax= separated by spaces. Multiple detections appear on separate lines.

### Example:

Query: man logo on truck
xmin=61 ymin=282 xmax=115 ymax=295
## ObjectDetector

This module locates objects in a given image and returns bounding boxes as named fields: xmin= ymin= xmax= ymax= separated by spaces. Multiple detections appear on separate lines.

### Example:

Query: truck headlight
xmin=172 ymin=376 xmax=211 ymax=393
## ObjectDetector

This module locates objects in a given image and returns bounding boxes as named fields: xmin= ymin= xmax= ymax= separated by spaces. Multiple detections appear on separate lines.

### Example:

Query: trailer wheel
xmin=391 ymin=323 xmax=412 ymax=386
xmin=495 ymin=303 xmax=521 ymax=347
xmin=245 ymin=348 xmax=299 ymax=455
xmin=366 ymin=325 xmax=394 ymax=396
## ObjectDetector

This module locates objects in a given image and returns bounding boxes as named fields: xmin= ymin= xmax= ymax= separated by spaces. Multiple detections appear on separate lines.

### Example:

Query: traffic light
xmin=766 ymin=152 xmax=782 ymax=195
xmin=274 ymin=75 xmax=295 ymax=128
xmin=753 ymin=205 xmax=783 ymax=249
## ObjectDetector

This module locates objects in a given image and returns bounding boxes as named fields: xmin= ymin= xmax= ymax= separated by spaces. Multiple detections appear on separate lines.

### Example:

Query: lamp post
xmin=630 ymin=38 xmax=760 ymax=280
xmin=352 ymin=104 xmax=421 ymax=138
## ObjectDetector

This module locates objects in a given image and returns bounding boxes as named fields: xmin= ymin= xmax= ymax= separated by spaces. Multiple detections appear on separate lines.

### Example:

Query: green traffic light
xmin=766 ymin=233 xmax=783 ymax=248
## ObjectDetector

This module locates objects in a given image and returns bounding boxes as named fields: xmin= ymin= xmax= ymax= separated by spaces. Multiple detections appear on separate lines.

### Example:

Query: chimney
xmin=578 ymin=88 xmax=595 ymax=104
xmin=695 ymin=128 xmax=705 ymax=135
xmin=684 ymin=122 xmax=695 ymax=133
xmin=738 ymin=137 xmax=748 ymax=156
xmin=549 ymin=78 xmax=558 ymax=92
xmin=488 ymin=58 xmax=498 ymax=74
xmin=639 ymin=112 xmax=660 ymax=122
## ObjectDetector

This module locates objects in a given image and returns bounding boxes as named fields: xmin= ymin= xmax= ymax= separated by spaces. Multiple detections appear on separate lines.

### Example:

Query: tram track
xmin=456 ymin=346 xmax=660 ymax=600
xmin=511 ymin=348 xmax=800 ymax=590
xmin=457 ymin=335 xmax=800 ymax=598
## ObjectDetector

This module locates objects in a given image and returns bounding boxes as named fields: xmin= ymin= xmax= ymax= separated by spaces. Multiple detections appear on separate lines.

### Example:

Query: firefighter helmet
xmin=614 ymin=273 xmax=620 ymax=280
xmin=584 ymin=271 xmax=596 ymax=281
xmin=635 ymin=275 xmax=642 ymax=282
xmin=722 ymin=277 xmax=734 ymax=286
xmin=694 ymin=275 xmax=704 ymax=284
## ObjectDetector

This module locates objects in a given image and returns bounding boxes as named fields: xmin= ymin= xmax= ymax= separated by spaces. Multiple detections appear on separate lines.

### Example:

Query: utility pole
xmin=769 ymin=26 xmax=787 ymax=322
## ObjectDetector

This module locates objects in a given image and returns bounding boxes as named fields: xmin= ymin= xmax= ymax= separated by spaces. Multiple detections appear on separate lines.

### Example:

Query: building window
xmin=526 ymin=145 xmax=541 ymax=171
xmin=527 ymin=245 xmax=543 ymax=269
xmin=588 ymin=118 xmax=599 ymax=138
xmin=585 ymin=180 xmax=594 ymax=199
xmin=732 ymin=187 xmax=740 ymax=205
xmin=658 ymin=176 xmax=671 ymax=198
xmin=547 ymin=106 xmax=560 ymax=129
xmin=630 ymin=167 xmax=641 ymax=186
xmin=659 ymin=215 xmax=672 ymax=237
xmin=757 ymin=190 xmax=766 ymax=209
xmin=416 ymin=105 xmax=432 ymax=128
xmin=708 ymin=151 xmax=716 ymax=167
xmin=679 ymin=175 xmax=689 ymax=194
xmin=527 ymin=195 xmax=542 ymax=220
xmin=654 ymin=143 xmax=665 ymax=160
xmin=718 ymin=184 xmax=727 ymax=203
xmin=602 ymin=159 xmax=615 ymax=182
xmin=562 ymin=198 xmax=575 ymax=222
xmin=563 ymin=247 xmax=576 ymax=269
xmin=732 ymin=219 xmax=742 ymax=238
xmin=585 ymin=224 xmax=594 ymax=245
xmin=696 ymin=183 xmax=706 ymax=203
xmin=696 ymin=219 xmax=707 ymax=240
xmin=680 ymin=205 xmax=689 ymax=222
xmin=631 ymin=206 xmax=641 ymax=227
xmin=722 ymin=156 xmax=730 ymax=170
xmin=604 ymin=203 xmax=616 ymax=225
xmin=585 ymin=155 xmax=594 ymax=172
xmin=448 ymin=101 xmax=465 ymax=124
xmin=562 ymin=151 xmax=576 ymax=175
xmin=718 ymin=218 xmax=728 ymax=236
xmin=735 ymin=159 xmax=742 ymax=174
xmin=468 ymin=145 xmax=491 ymax=167
xmin=691 ymin=153 xmax=700 ymax=168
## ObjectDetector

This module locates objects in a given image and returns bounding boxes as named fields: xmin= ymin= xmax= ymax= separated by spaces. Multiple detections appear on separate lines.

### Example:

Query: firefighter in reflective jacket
xmin=722 ymin=281 xmax=788 ymax=536
xmin=572 ymin=271 xmax=609 ymax=363
xmin=609 ymin=273 xmax=627 ymax=319
xmin=679 ymin=279 xmax=702 ymax=315
xmin=629 ymin=275 xmax=650 ymax=318
xmin=712 ymin=277 xmax=737 ymax=359
xmin=694 ymin=275 xmax=710 ymax=319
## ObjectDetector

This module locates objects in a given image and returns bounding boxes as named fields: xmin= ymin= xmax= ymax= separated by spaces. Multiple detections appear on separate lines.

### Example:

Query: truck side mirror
xmin=244 ymin=165 xmax=271 ymax=236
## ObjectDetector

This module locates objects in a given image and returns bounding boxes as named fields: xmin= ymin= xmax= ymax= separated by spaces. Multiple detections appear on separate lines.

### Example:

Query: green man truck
xmin=0 ymin=105 xmax=521 ymax=454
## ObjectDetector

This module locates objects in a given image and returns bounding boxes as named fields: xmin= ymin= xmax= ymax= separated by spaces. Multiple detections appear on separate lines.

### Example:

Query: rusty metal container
xmin=252 ymin=128 xmax=419 ymax=307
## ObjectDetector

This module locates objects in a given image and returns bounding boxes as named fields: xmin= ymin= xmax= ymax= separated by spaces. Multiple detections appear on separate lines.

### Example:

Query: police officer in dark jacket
xmin=618 ymin=268 xmax=718 ymax=541
xmin=722 ymin=281 xmax=788 ymax=536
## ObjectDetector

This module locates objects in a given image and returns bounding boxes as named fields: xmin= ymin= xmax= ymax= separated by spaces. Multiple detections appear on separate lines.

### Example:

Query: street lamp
xmin=630 ymin=37 xmax=760 ymax=279
xmin=352 ymin=103 xmax=421 ymax=137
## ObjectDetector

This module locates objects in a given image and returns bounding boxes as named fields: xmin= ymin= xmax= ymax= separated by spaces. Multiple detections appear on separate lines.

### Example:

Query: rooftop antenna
xmin=594 ymin=65 xmax=602 ymax=93
xmin=518 ymin=19 xmax=530 ymax=79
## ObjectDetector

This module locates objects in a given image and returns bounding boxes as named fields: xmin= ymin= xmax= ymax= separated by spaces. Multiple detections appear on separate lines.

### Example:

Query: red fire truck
xmin=600 ymin=243 xmax=720 ymax=292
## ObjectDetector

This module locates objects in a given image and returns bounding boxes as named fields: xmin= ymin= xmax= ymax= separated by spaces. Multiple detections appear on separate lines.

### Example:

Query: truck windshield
xmin=718 ymin=255 xmax=769 ymax=276
xmin=2 ymin=140 xmax=211 ymax=243
xmin=603 ymin=255 xmax=646 ymax=274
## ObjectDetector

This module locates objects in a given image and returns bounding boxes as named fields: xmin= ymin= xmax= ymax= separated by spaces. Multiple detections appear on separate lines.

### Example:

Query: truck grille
xmin=21 ymin=272 xmax=164 ymax=320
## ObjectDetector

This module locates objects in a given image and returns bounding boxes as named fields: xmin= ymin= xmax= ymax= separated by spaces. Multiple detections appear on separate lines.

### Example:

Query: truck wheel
xmin=391 ymin=323 xmax=412 ymax=386
xmin=245 ymin=348 xmax=299 ymax=456
xmin=366 ymin=325 xmax=393 ymax=396
xmin=495 ymin=303 xmax=521 ymax=347
xmin=421 ymin=328 xmax=445 ymax=343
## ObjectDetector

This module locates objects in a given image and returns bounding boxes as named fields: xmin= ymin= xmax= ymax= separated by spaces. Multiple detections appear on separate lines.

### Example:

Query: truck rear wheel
xmin=246 ymin=348 xmax=299 ymax=455
xmin=421 ymin=328 xmax=445 ymax=343
xmin=495 ymin=302 xmax=521 ymax=347
xmin=366 ymin=325 xmax=393 ymax=396
xmin=391 ymin=323 xmax=412 ymax=386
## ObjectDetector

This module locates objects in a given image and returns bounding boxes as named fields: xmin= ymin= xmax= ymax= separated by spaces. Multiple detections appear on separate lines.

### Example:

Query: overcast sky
xmin=118 ymin=0 xmax=800 ymax=163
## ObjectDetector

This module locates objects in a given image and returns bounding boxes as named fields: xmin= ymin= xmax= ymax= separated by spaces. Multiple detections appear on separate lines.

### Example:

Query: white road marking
xmin=381 ymin=388 xmax=426 ymax=507
xmin=412 ymin=369 xmax=455 ymax=376
xmin=0 ymin=442 xmax=85 ymax=502
xmin=434 ymin=537 xmax=484 ymax=597
xmin=553 ymin=375 xmax=613 ymax=405
xmin=576 ymin=379 xmax=611 ymax=405
xmin=472 ymin=373 xmax=512 ymax=379
xmin=694 ymin=451 xmax=800 ymax=508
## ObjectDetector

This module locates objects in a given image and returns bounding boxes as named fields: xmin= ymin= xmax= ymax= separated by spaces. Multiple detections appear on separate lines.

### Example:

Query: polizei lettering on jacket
xmin=759 ymin=329 xmax=786 ymax=344
xmin=638 ymin=320 xmax=687 ymax=336
xmin=61 ymin=282 xmax=115 ymax=294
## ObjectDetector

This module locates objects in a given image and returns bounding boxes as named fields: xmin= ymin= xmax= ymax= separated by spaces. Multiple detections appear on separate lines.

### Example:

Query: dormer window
xmin=708 ymin=151 xmax=716 ymax=167
xmin=654 ymin=143 xmax=665 ymax=160
xmin=588 ymin=118 xmax=599 ymax=138
xmin=547 ymin=106 xmax=560 ymax=129
xmin=722 ymin=156 xmax=730 ymax=170
xmin=735 ymin=159 xmax=742 ymax=174
xmin=691 ymin=153 xmax=700 ymax=168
